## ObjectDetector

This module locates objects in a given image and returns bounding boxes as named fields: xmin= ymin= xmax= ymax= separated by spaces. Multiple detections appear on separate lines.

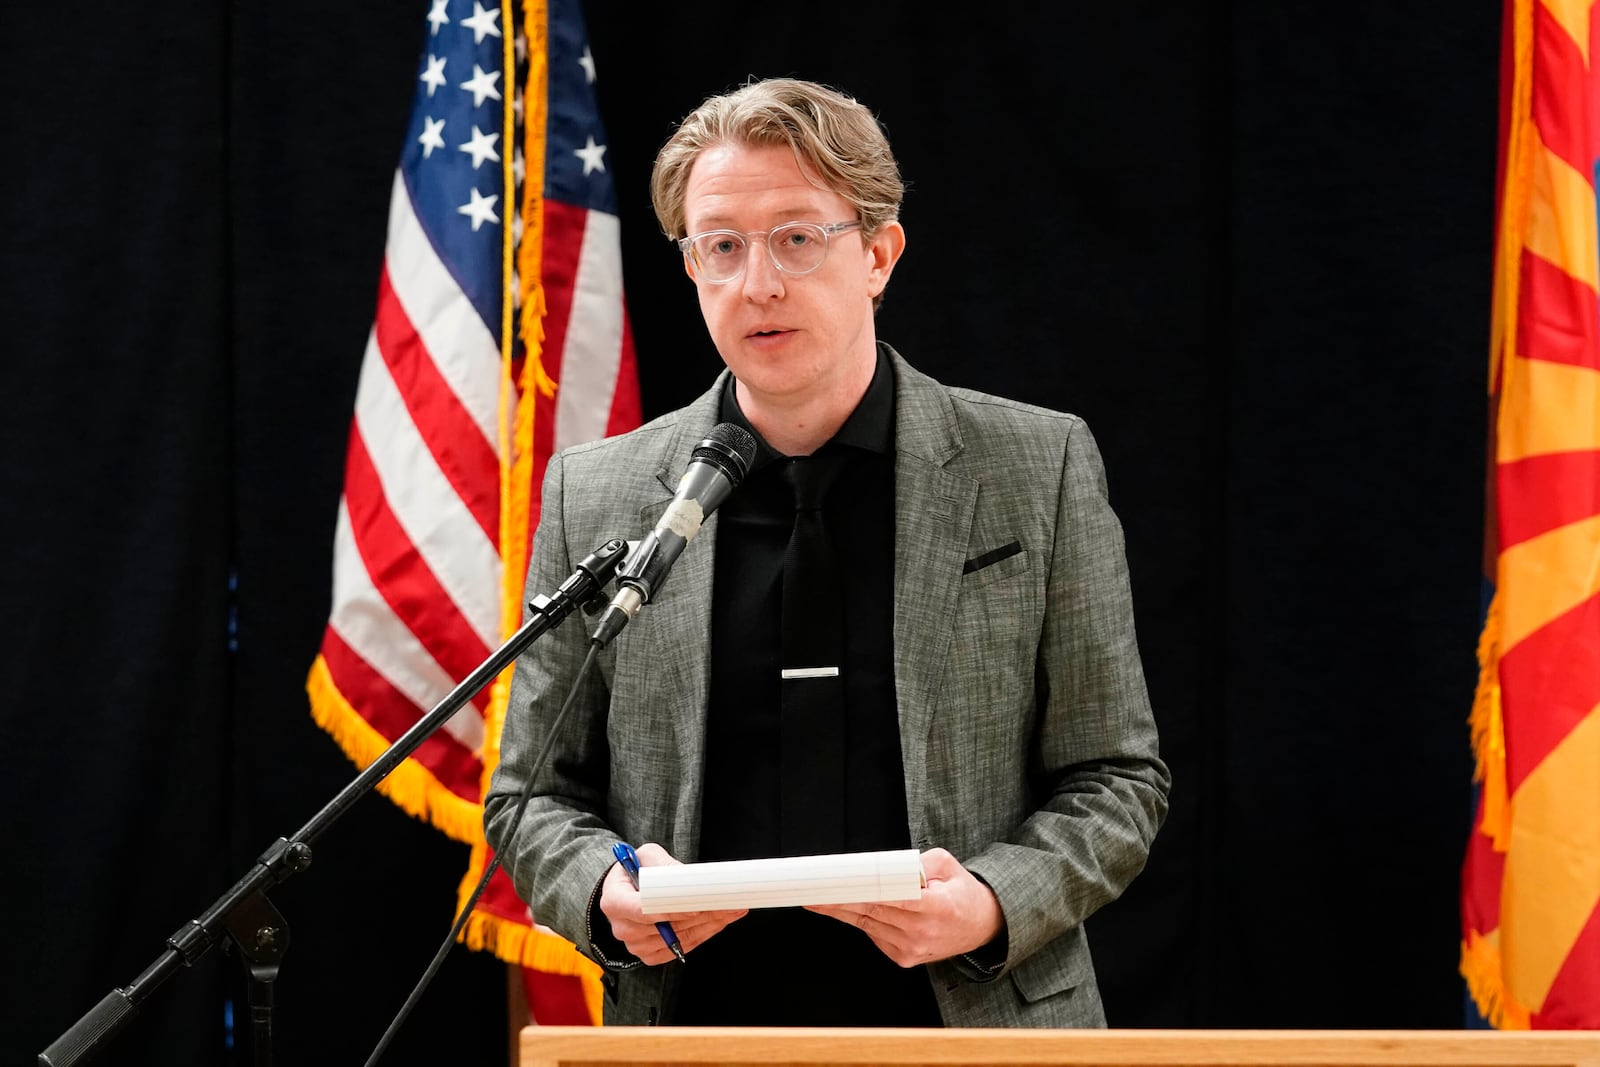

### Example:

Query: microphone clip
xmin=528 ymin=537 xmax=631 ymax=624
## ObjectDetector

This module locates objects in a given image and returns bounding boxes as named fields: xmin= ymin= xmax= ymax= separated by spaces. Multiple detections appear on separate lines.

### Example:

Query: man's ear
xmin=866 ymin=220 xmax=907 ymax=300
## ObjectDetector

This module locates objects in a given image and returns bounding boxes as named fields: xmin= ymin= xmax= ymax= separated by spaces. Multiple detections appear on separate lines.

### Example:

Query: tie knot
xmin=781 ymin=454 xmax=843 ymax=511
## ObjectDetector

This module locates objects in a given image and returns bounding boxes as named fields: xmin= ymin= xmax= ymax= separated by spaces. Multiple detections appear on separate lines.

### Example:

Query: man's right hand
xmin=598 ymin=841 xmax=747 ymax=965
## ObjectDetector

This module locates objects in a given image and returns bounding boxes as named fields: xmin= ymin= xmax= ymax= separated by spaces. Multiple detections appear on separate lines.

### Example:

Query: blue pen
xmin=612 ymin=841 xmax=687 ymax=963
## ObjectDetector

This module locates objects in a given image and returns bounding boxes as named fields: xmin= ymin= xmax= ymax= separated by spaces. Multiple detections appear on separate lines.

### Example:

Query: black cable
xmin=361 ymin=639 xmax=603 ymax=1067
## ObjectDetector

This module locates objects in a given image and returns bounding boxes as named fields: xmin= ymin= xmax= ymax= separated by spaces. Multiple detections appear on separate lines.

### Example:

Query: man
xmin=483 ymin=77 xmax=1169 ymax=1027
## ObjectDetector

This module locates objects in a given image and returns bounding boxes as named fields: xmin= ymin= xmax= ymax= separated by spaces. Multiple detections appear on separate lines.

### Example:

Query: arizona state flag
xmin=1460 ymin=0 xmax=1600 ymax=1030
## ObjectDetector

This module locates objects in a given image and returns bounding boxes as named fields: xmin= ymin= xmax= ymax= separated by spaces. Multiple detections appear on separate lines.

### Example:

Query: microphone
xmin=591 ymin=421 xmax=758 ymax=647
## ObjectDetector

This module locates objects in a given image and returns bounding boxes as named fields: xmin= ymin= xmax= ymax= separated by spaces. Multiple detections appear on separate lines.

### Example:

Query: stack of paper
xmin=637 ymin=848 xmax=925 ymax=914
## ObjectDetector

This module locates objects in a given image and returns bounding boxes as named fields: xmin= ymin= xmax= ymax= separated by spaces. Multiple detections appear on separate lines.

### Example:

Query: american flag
xmin=307 ymin=0 xmax=637 ymax=1024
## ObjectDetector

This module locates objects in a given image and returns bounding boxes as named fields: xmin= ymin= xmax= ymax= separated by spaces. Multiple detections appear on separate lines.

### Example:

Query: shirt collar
xmin=718 ymin=344 xmax=895 ymax=466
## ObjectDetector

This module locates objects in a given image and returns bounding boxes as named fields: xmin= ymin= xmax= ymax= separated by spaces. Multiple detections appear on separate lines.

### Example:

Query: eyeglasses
xmin=677 ymin=220 xmax=863 ymax=284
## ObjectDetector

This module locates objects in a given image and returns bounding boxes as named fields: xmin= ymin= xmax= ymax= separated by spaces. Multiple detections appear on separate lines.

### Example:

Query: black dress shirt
xmin=674 ymin=349 xmax=941 ymax=1026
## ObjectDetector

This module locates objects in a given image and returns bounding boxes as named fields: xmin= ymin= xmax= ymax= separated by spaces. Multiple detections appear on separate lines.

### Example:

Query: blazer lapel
xmin=885 ymin=348 xmax=977 ymax=844
xmin=631 ymin=384 xmax=726 ymax=859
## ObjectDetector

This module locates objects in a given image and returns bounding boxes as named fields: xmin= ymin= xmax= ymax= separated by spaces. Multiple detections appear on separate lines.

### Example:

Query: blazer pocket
xmin=962 ymin=540 xmax=1027 ymax=587
xmin=1010 ymin=926 xmax=1093 ymax=1003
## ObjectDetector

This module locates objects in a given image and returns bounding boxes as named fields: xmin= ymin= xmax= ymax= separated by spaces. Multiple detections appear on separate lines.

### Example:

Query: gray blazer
xmin=485 ymin=344 xmax=1169 ymax=1027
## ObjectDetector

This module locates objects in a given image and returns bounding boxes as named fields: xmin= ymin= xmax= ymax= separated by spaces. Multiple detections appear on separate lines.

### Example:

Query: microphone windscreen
xmin=694 ymin=422 xmax=759 ymax=487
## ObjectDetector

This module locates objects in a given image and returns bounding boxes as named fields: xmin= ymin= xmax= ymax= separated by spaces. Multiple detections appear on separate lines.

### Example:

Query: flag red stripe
xmin=1515 ymin=250 xmax=1600 ymax=371
xmin=1497 ymin=588 xmax=1600 ymax=791
xmin=1497 ymin=449 xmax=1600 ymax=548
xmin=539 ymin=200 xmax=589 ymax=390
xmin=522 ymin=967 xmax=595 ymax=1025
xmin=320 ymin=627 xmax=482 ymax=798
xmin=477 ymin=856 xmax=534 ymax=923
xmin=1530 ymin=2 xmax=1596 ymax=175
xmin=342 ymin=429 xmax=494 ymax=711
xmin=373 ymin=268 xmax=501 ymax=544
xmin=607 ymin=312 xmax=642 ymax=436
xmin=524 ymin=202 xmax=591 ymax=554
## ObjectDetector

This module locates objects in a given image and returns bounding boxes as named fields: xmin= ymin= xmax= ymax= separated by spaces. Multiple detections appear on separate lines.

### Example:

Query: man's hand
xmin=804 ymin=848 xmax=1004 ymax=968
xmin=597 ymin=841 xmax=747 ymax=965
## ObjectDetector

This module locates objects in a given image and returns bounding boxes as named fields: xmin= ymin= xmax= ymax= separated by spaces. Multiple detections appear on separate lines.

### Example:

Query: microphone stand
xmin=40 ymin=537 xmax=633 ymax=1067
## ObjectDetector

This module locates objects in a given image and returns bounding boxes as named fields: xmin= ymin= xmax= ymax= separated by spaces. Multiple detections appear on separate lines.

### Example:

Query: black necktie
xmin=779 ymin=453 xmax=847 ymax=856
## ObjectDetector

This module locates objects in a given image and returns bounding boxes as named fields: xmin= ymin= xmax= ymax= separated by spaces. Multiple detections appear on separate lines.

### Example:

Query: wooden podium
xmin=519 ymin=1026 xmax=1600 ymax=1067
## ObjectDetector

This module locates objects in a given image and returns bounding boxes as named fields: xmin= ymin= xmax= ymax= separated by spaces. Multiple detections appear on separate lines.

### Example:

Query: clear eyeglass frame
xmin=677 ymin=220 xmax=863 ymax=283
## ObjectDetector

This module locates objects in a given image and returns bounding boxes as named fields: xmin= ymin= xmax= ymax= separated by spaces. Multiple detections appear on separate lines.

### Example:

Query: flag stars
xmin=577 ymin=46 xmax=596 ymax=83
xmin=459 ymin=125 xmax=500 ymax=169
xmin=458 ymin=187 xmax=500 ymax=231
xmin=574 ymin=135 xmax=607 ymax=175
xmin=512 ymin=146 xmax=525 ymax=186
xmin=461 ymin=2 xmax=502 ymax=43
xmin=420 ymin=54 xmax=447 ymax=97
xmin=426 ymin=0 xmax=449 ymax=35
xmin=514 ymin=33 xmax=527 ymax=63
xmin=417 ymin=116 xmax=446 ymax=158
xmin=460 ymin=64 xmax=502 ymax=107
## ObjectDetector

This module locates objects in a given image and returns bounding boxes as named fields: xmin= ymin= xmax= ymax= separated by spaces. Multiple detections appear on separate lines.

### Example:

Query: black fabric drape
xmin=7 ymin=1 xmax=1495 ymax=1062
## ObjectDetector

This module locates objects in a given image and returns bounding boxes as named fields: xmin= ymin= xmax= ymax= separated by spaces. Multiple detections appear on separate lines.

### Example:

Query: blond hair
xmin=650 ymin=77 xmax=904 ymax=247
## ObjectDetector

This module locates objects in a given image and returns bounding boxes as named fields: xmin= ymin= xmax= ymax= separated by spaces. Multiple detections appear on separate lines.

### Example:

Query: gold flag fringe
xmin=1467 ymin=590 xmax=1510 ymax=850
xmin=454 ymin=0 xmax=603 ymax=1027
xmin=499 ymin=0 xmax=542 ymax=645
xmin=311 ymin=653 xmax=604 ymax=1022
xmin=1460 ymin=0 xmax=1532 ymax=1028
xmin=509 ymin=0 xmax=557 ymax=636
xmin=1488 ymin=0 xmax=1534 ymax=403
xmin=456 ymin=0 xmax=548 ymax=930
xmin=305 ymin=655 xmax=485 ymax=844
xmin=1461 ymin=930 xmax=1532 ymax=1030
xmin=455 ymin=866 xmax=605 ymax=1025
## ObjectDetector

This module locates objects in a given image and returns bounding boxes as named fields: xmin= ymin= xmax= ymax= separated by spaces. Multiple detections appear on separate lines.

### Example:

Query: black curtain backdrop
xmin=5 ymin=2 xmax=1495 ymax=1064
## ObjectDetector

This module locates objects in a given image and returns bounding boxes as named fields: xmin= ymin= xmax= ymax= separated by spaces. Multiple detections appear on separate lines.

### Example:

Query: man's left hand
xmin=804 ymin=847 xmax=1004 ymax=967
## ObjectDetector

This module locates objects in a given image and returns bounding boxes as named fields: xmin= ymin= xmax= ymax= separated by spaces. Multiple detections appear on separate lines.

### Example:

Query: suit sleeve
xmin=961 ymin=415 xmax=1170 ymax=973
xmin=482 ymin=451 xmax=626 ymax=965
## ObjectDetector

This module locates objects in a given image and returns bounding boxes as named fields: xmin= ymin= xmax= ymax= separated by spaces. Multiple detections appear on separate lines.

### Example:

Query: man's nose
xmin=741 ymin=235 xmax=785 ymax=297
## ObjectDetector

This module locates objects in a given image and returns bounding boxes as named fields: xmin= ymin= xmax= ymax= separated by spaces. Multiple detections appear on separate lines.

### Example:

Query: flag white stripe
xmin=328 ymin=499 xmax=486 ymax=752
xmin=554 ymin=210 xmax=626 ymax=451
xmin=353 ymin=329 xmax=502 ymax=650
xmin=385 ymin=171 xmax=501 ymax=450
